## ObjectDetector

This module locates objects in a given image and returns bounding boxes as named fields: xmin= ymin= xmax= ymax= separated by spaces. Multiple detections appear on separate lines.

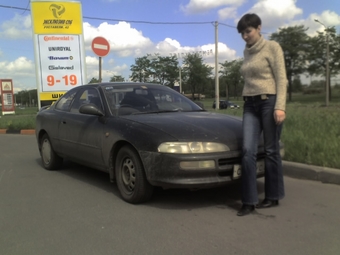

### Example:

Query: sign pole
xmin=99 ymin=57 xmax=102 ymax=82
xmin=91 ymin=36 xmax=110 ymax=83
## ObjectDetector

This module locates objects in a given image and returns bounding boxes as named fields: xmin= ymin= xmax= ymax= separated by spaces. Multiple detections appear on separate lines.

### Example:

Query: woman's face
xmin=240 ymin=26 xmax=261 ymax=47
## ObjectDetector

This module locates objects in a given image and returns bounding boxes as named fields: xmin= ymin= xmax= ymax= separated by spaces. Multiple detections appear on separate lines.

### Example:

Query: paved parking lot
xmin=1 ymin=134 xmax=340 ymax=255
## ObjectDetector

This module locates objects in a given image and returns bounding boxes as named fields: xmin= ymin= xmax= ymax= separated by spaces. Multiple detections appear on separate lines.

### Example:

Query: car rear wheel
xmin=40 ymin=134 xmax=63 ymax=170
xmin=115 ymin=145 xmax=154 ymax=203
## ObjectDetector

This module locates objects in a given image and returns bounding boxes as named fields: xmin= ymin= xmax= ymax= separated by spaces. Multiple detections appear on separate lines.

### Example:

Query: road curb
xmin=0 ymin=129 xmax=35 ymax=135
xmin=282 ymin=161 xmax=340 ymax=185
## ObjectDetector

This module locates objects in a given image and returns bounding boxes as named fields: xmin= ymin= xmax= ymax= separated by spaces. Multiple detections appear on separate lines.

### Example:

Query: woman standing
xmin=236 ymin=13 xmax=287 ymax=216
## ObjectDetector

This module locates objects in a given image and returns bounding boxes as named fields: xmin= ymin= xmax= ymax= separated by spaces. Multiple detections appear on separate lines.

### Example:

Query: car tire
xmin=40 ymin=133 xmax=63 ymax=170
xmin=115 ymin=145 xmax=154 ymax=204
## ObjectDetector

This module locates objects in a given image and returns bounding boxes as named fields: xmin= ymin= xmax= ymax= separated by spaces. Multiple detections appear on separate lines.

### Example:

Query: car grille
xmin=217 ymin=152 xmax=266 ymax=177
xmin=218 ymin=157 xmax=241 ymax=166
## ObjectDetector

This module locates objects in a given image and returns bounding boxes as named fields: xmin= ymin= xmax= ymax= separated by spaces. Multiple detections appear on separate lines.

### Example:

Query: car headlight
xmin=158 ymin=142 xmax=230 ymax=154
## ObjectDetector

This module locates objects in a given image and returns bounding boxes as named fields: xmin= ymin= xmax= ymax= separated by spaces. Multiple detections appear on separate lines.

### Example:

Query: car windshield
xmin=103 ymin=84 xmax=204 ymax=116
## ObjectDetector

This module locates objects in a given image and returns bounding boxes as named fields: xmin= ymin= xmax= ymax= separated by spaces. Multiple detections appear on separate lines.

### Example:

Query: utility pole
xmin=314 ymin=19 xmax=330 ymax=107
xmin=179 ymin=66 xmax=182 ymax=93
xmin=214 ymin=21 xmax=219 ymax=110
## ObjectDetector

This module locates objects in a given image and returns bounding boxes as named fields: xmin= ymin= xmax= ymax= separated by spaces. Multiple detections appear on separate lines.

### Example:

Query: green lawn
xmin=201 ymin=90 xmax=340 ymax=169
xmin=0 ymin=107 xmax=37 ymax=130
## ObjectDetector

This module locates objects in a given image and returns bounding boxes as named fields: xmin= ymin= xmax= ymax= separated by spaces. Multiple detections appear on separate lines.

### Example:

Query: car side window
xmin=55 ymin=90 xmax=77 ymax=112
xmin=70 ymin=88 xmax=103 ymax=113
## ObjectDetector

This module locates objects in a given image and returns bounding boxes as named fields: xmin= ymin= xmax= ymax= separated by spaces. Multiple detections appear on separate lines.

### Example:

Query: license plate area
xmin=233 ymin=160 xmax=265 ymax=180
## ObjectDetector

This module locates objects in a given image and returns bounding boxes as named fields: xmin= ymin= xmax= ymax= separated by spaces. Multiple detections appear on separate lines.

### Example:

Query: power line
xmin=0 ymin=4 xmax=223 ymax=26
xmin=219 ymin=22 xmax=236 ymax=29
xmin=83 ymin=16 xmax=213 ymax=25
xmin=0 ymin=4 xmax=27 ymax=11
xmin=21 ymin=1 xmax=30 ymax=15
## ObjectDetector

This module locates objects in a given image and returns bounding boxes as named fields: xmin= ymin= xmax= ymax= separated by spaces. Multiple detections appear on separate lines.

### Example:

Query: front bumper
xmin=139 ymin=150 xmax=265 ymax=189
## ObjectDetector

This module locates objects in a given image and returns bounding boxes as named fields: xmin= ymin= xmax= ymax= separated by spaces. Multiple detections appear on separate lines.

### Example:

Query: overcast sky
xmin=0 ymin=0 xmax=339 ymax=92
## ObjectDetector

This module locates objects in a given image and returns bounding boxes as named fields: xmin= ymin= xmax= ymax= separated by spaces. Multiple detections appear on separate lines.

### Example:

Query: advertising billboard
xmin=31 ymin=0 xmax=86 ymax=107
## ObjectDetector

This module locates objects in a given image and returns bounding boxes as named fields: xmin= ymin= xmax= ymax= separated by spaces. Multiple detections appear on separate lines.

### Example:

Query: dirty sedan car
xmin=36 ymin=83 xmax=269 ymax=204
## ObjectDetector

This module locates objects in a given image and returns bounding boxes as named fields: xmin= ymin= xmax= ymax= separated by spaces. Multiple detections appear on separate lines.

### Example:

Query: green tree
xmin=292 ymin=76 xmax=303 ymax=92
xmin=15 ymin=89 xmax=38 ymax=106
xmin=149 ymin=55 xmax=179 ymax=87
xmin=270 ymin=25 xmax=310 ymax=101
xmin=110 ymin=75 xmax=125 ymax=82
xmin=130 ymin=56 xmax=151 ymax=82
xmin=88 ymin=77 xmax=100 ymax=84
xmin=219 ymin=59 xmax=243 ymax=99
xmin=130 ymin=55 xmax=179 ymax=86
xmin=181 ymin=53 xmax=213 ymax=99
xmin=307 ymin=27 xmax=340 ymax=100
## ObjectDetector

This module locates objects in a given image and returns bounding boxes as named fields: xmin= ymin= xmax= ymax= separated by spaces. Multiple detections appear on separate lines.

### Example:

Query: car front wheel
xmin=115 ymin=145 xmax=154 ymax=203
xmin=40 ymin=133 xmax=63 ymax=170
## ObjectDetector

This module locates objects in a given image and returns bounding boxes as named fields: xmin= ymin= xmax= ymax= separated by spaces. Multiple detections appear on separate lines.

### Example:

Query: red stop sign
xmin=91 ymin=37 xmax=110 ymax=57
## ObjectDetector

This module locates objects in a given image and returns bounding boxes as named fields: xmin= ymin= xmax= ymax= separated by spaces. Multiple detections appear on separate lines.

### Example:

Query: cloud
xmin=218 ymin=7 xmax=238 ymax=20
xmin=85 ymin=56 xmax=130 ymax=82
xmin=0 ymin=57 xmax=36 ymax=92
xmin=0 ymin=14 xmax=32 ymax=39
xmin=245 ymin=0 xmax=303 ymax=30
xmin=312 ymin=10 xmax=340 ymax=33
xmin=0 ymin=57 xmax=34 ymax=74
xmin=180 ymin=0 xmax=245 ymax=15
xmin=101 ymin=64 xmax=130 ymax=82
xmin=83 ymin=21 xmax=154 ymax=57
xmin=274 ymin=10 xmax=340 ymax=37
xmin=82 ymin=19 xmax=237 ymax=81
xmin=215 ymin=42 xmax=237 ymax=61
xmin=85 ymin=56 xmax=99 ymax=66
xmin=318 ymin=10 xmax=340 ymax=27
xmin=151 ymin=37 xmax=236 ymax=64
xmin=155 ymin=38 xmax=181 ymax=53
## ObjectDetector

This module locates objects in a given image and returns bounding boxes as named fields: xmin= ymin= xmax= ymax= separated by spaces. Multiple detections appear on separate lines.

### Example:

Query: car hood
xmin=122 ymin=111 xmax=244 ymax=150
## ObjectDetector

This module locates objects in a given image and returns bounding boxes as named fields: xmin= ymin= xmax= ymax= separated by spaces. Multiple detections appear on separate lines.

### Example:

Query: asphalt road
xmin=1 ymin=134 xmax=340 ymax=255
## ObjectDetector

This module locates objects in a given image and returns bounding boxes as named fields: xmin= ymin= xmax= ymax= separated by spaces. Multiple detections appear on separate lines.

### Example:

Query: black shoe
xmin=256 ymin=199 xmax=279 ymax=209
xmin=237 ymin=204 xmax=255 ymax=216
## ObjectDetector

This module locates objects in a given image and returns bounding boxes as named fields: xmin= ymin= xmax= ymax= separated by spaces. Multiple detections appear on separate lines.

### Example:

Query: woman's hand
xmin=274 ymin=110 xmax=286 ymax=125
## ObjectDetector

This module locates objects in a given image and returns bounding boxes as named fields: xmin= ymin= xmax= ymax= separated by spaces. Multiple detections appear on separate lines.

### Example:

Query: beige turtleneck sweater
xmin=240 ymin=36 xmax=288 ymax=111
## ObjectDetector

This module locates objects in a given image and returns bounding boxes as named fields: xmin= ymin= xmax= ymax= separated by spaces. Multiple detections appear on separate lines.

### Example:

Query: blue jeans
xmin=241 ymin=95 xmax=285 ymax=205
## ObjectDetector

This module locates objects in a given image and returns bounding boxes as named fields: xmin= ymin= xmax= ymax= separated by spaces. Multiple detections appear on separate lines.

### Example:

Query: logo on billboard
xmin=49 ymin=65 xmax=74 ymax=70
xmin=49 ymin=4 xmax=65 ymax=19
xmin=48 ymin=47 xmax=71 ymax=51
xmin=44 ymin=36 xmax=73 ymax=41
xmin=48 ymin=56 xmax=73 ymax=60
xmin=43 ymin=4 xmax=73 ymax=29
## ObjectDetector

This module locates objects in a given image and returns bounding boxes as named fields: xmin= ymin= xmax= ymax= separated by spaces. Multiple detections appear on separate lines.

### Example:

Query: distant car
xmin=212 ymin=100 xmax=228 ymax=109
xmin=213 ymin=100 xmax=240 ymax=109
xmin=36 ymin=82 xmax=271 ymax=204
xmin=227 ymin=101 xmax=240 ymax=109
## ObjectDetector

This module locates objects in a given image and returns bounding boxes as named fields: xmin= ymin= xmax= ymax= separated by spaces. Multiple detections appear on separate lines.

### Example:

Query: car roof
xmin=84 ymin=82 xmax=163 ymax=88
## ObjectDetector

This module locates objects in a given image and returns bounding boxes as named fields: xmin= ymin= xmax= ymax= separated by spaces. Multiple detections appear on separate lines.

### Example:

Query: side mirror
xmin=79 ymin=104 xmax=104 ymax=116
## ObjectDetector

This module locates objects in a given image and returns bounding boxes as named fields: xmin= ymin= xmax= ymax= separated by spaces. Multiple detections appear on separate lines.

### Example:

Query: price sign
xmin=46 ymin=74 xmax=78 ymax=86
xmin=37 ymin=34 xmax=83 ymax=92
